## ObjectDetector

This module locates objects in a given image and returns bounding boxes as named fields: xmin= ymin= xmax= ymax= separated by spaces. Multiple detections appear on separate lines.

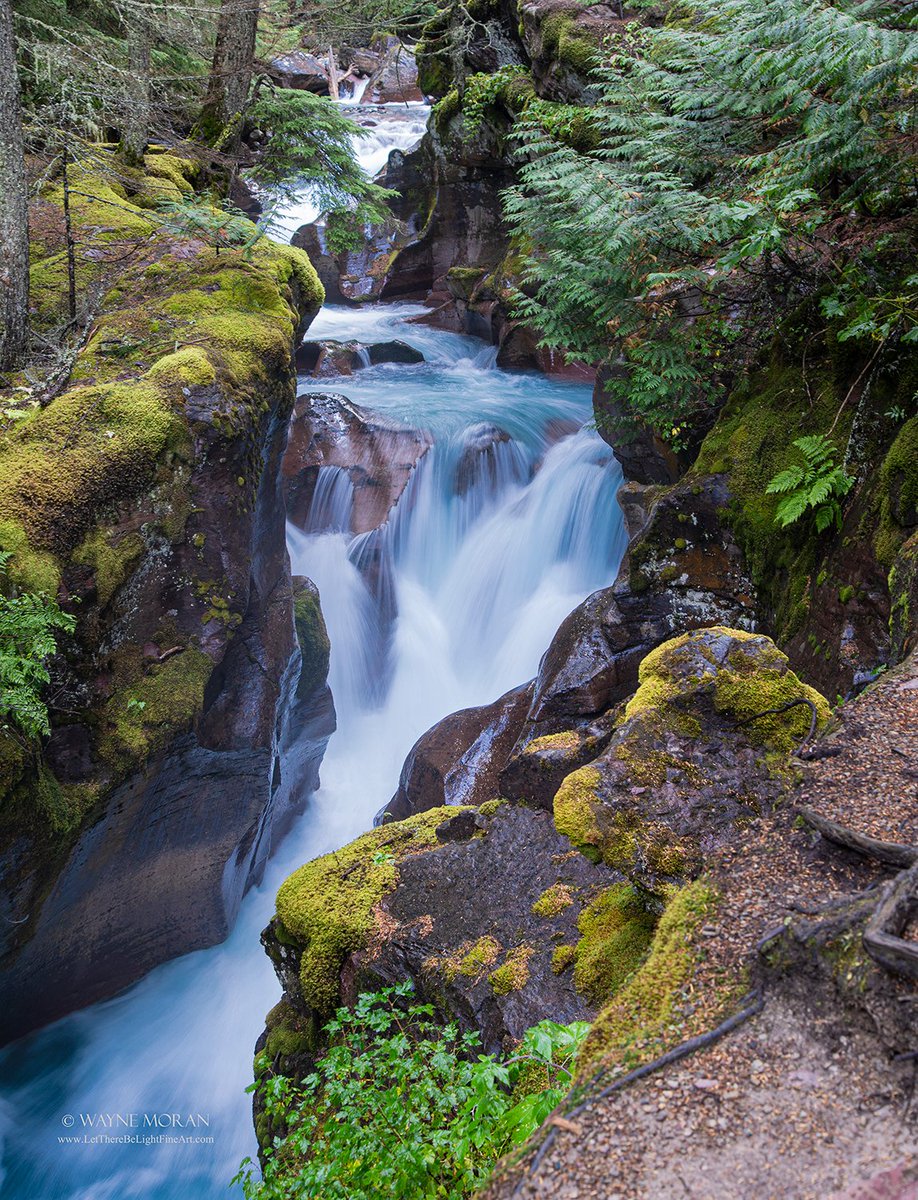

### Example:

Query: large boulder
xmin=260 ymin=802 xmax=631 ymax=1071
xmin=269 ymin=51 xmax=330 ymax=94
xmin=282 ymin=392 xmax=432 ymax=534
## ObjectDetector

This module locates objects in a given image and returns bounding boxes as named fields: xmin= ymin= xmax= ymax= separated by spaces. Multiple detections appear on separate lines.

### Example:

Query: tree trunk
xmin=0 ymin=0 xmax=29 ymax=372
xmin=121 ymin=17 xmax=152 ymax=167
xmin=200 ymin=0 xmax=259 ymax=149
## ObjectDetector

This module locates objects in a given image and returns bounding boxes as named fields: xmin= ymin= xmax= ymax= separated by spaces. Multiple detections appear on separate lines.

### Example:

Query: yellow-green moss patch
xmin=552 ymin=943 xmax=578 ymax=974
xmin=553 ymin=766 xmax=603 ymax=860
xmin=276 ymin=807 xmax=467 ymax=1015
xmin=572 ymin=884 xmax=657 ymax=1006
xmin=525 ymin=730 xmax=580 ymax=755
xmin=579 ymin=880 xmax=719 ymax=1072
xmin=532 ymin=882 xmax=575 ymax=917
xmin=490 ymin=944 xmax=534 ymax=996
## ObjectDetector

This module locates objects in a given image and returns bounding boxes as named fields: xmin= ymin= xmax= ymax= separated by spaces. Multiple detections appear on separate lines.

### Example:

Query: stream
xmin=0 ymin=106 xmax=627 ymax=1199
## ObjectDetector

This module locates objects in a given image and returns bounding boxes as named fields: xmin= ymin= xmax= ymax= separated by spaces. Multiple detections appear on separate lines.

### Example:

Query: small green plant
xmin=235 ymin=982 xmax=589 ymax=1199
xmin=0 ymin=553 xmax=76 ymax=740
xmin=158 ymin=198 xmax=265 ymax=257
xmin=766 ymin=435 xmax=854 ymax=533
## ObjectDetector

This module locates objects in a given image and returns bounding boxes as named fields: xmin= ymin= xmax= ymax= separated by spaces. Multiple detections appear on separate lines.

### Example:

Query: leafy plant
xmin=235 ymin=982 xmax=589 ymax=1199
xmin=504 ymin=0 xmax=918 ymax=441
xmin=0 ymin=554 xmax=76 ymax=740
xmin=246 ymin=88 xmax=395 ymax=253
xmin=766 ymin=435 xmax=855 ymax=532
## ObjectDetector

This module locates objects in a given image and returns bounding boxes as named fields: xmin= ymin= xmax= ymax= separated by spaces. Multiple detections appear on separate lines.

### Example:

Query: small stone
xmin=751 ymin=1059 xmax=766 ymax=1075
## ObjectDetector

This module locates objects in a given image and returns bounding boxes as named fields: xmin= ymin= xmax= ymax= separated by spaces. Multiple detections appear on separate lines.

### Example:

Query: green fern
xmin=503 ymin=0 xmax=918 ymax=439
xmin=0 ymin=555 xmax=76 ymax=741
xmin=766 ymin=435 xmax=855 ymax=533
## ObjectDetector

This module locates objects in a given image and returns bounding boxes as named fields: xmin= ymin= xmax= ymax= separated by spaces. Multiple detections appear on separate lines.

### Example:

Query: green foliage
xmin=247 ymin=89 xmax=395 ymax=253
xmin=766 ymin=434 xmax=855 ymax=532
xmin=462 ymin=66 xmax=528 ymax=131
xmin=504 ymin=0 xmax=918 ymax=440
xmin=0 ymin=554 xmax=75 ymax=740
xmin=158 ymin=198 xmax=265 ymax=257
xmin=236 ymin=983 xmax=590 ymax=1199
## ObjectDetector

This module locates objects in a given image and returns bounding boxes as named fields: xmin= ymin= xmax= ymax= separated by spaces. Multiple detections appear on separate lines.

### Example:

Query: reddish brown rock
xmin=283 ymin=392 xmax=432 ymax=534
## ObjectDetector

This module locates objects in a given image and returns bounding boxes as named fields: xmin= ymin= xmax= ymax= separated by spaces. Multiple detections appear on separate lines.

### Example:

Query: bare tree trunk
xmin=0 ymin=0 xmax=29 ymax=372
xmin=121 ymin=16 xmax=151 ymax=167
xmin=327 ymin=44 xmax=339 ymax=101
xmin=200 ymin=0 xmax=259 ymax=149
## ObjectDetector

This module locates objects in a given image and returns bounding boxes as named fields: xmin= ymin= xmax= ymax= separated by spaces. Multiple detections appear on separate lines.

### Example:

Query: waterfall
xmin=0 ymin=96 xmax=627 ymax=1194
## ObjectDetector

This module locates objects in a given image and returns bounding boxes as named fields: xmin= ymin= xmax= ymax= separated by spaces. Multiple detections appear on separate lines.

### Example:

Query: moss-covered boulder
xmin=259 ymin=800 xmax=661 ymax=1093
xmin=0 ymin=152 xmax=330 ymax=1042
xmin=552 ymin=627 xmax=829 ymax=893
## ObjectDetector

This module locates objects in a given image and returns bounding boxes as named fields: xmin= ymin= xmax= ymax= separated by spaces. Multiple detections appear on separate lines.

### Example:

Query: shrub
xmin=235 ymin=982 xmax=589 ymax=1199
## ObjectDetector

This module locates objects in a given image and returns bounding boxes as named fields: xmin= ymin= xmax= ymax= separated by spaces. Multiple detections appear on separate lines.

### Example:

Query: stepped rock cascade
xmin=0 ymin=105 xmax=627 ymax=1192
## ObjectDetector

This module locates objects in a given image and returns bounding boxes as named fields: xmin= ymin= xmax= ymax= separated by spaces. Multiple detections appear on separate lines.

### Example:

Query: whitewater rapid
xmin=0 ymin=113 xmax=627 ymax=1200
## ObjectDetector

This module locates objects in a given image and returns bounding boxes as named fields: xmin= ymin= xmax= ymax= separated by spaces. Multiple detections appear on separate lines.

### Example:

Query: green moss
xmin=144 ymin=347 xmax=217 ymax=389
xmin=263 ymin=999 xmax=318 ymax=1062
xmin=571 ymin=884 xmax=657 ymax=1006
xmin=525 ymin=730 xmax=580 ymax=754
xmin=103 ymin=646 xmax=214 ymax=765
xmin=489 ymin=944 xmax=534 ymax=996
xmin=72 ymin=527 xmax=144 ymax=607
xmin=446 ymin=934 xmax=502 ymax=982
xmin=838 ymin=584 xmax=854 ymax=604
xmin=600 ymin=810 xmax=693 ymax=879
xmin=478 ymin=798 xmax=505 ymax=818
xmin=276 ymin=807 xmax=467 ymax=1015
xmin=553 ymin=764 xmax=694 ymax=879
xmin=627 ymin=627 xmax=830 ymax=757
xmin=552 ymin=943 xmax=578 ymax=974
xmin=553 ymin=766 xmax=603 ymax=861
xmin=293 ymin=584 xmax=330 ymax=698
xmin=579 ymin=880 xmax=719 ymax=1072
xmin=433 ymin=88 xmax=461 ymax=132
xmin=889 ymin=531 xmax=918 ymax=661
xmin=0 ymin=520 xmax=60 ymax=594
xmin=875 ymin=416 xmax=918 ymax=568
xmin=540 ymin=12 xmax=598 ymax=74
xmin=532 ymin=882 xmax=575 ymax=917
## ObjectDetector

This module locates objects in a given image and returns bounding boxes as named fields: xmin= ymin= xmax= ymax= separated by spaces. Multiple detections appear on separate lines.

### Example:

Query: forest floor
xmin=489 ymin=654 xmax=918 ymax=1200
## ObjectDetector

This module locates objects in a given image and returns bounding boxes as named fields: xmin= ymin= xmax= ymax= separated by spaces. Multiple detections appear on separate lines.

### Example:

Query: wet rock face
xmin=0 ymin=353 xmax=335 ymax=1046
xmin=282 ymin=392 xmax=432 ymax=535
xmin=383 ymin=683 xmax=534 ymax=822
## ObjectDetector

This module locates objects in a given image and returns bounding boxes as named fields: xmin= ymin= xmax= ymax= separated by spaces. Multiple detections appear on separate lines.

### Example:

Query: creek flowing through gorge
xmin=0 ymin=105 xmax=627 ymax=1199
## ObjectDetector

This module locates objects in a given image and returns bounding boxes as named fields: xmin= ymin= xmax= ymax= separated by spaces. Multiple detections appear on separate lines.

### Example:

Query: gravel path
xmin=487 ymin=653 xmax=918 ymax=1200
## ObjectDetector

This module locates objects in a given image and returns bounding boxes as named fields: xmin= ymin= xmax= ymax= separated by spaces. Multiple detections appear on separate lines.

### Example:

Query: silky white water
xmin=0 ymin=300 xmax=626 ymax=1199
xmin=0 ymin=96 xmax=627 ymax=1196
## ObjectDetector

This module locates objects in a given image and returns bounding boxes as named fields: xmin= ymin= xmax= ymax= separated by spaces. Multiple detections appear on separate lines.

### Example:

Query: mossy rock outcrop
xmin=0 ymin=152 xmax=330 ymax=1042
xmin=552 ymin=627 xmax=830 ymax=893
xmin=259 ymin=800 xmax=670 ymax=1094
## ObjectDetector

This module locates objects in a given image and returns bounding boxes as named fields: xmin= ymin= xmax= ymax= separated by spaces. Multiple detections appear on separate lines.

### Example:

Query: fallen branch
xmin=797 ymin=804 xmax=916 ymax=869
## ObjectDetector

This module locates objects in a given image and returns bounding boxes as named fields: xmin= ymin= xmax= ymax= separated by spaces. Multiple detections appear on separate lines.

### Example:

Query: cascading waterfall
xmin=0 ymin=111 xmax=627 ymax=1200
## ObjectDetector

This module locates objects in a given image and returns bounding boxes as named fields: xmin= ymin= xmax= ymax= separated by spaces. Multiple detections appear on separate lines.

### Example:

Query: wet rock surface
xmin=282 ymin=392 xmax=432 ymax=534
